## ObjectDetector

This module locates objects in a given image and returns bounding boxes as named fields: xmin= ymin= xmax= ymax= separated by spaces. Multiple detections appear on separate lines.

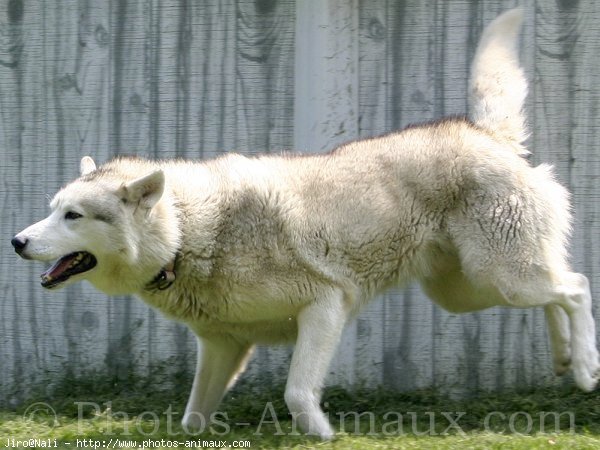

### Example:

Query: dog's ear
xmin=118 ymin=170 xmax=165 ymax=210
xmin=80 ymin=156 xmax=97 ymax=176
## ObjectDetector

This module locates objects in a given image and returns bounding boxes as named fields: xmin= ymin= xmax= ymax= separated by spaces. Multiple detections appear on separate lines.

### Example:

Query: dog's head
xmin=11 ymin=156 xmax=177 ymax=294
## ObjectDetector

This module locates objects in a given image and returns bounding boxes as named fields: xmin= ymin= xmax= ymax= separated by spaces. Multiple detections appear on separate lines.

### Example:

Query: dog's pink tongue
xmin=42 ymin=255 xmax=76 ymax=279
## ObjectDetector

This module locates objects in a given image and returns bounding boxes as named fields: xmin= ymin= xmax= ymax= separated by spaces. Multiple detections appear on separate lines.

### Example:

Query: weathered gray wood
xmin=295 ymin=0 xmax=361 ymax=387
xmin=2 ymin=0 xmax=600 ymax=405
xmin=294 ymin=0 xmax=358 ymax=153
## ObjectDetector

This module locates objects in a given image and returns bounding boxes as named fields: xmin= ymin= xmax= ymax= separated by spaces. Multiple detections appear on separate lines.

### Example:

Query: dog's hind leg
xmin=448 ymin=170 xmax=597 ymax=389
xmin=545 ymin=304 xmax=572 ymax=376
xmin=475 ymin=268 xmax=599 ymax=391
xmin=547 ymin=272 xmax=600 ymax=390
xmin=285 ymin=288 xmax=349 ymax=439
xmin=422 ymin=251 xmax=577 ymax=378
xmin=182 ymin=336 xmax=253 ymax=431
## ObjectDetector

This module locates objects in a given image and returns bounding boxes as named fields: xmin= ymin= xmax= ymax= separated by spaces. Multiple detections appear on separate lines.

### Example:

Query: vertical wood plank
xmin=554 ymin=0 xmax=600 ymax=338
xmin=293 ymin=0 xmax=359 ymax=387
xmin=382 ymin=0 xmax=439 ymax=392
xmin=357 ymin=0 xmax=388 ymax=137
xmin=575 ymin=15 xmax=600 ymax=332
xmin=111 ymin=0 xmax=153 ymax=155
xmin=294 ymin=0 xmax=358 ymax=153
xmin=531 ymin=0 xmax=600 ymax=393
xmin=352 ymin=0 xmax=389 ymax=387
xmin=190 ymin=0 xmax=238 ymax=158
xmin=228 ymin=0 xmax=298 ymax=384
xmin=236 ymin=0 xmax=295 ymax=154
xmin=0 ymin=0 xmax=40 ymax=404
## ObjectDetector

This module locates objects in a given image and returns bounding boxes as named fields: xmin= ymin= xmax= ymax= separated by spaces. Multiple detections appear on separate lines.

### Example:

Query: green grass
xmin=2 ymin=371 xmax=600 ymax=449
xmin=3 ymin=412 xmax=600 ymax=450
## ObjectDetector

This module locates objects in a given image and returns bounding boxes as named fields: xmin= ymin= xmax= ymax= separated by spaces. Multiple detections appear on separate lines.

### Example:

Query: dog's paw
xmin=574 ymin=374 xmax=597 ymax=392
xmin=306 ymin=424 xmax=335 ymax=441
xmin=553 ymin=358 xmax=571 ymax=376
xmin=592 ymin=365 xmax=600 ymax=387
xmin=181 ymin=412 xmax=207 ymax=432
xmin=573 ymin=362 xmax=600 ymax=392
xmin=305 ymin=418 xmax=335 ymax=440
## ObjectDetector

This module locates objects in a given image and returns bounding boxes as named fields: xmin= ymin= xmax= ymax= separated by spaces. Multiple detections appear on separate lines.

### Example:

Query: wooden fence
xmin=2 ymin=0 xmax=600 ymax=405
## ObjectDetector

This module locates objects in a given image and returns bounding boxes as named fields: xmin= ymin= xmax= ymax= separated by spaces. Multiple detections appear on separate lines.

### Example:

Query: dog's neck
xmin=121 ymin=184 xmax=183 ymax=295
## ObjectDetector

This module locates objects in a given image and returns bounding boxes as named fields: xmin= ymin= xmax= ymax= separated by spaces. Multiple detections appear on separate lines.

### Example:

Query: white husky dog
xmin=12 ymin=9 xmax=599 ymax=439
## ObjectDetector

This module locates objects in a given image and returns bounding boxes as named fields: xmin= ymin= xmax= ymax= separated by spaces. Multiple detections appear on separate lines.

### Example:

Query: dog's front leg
xmin=285 ymin=288 xmax=348 ymax=440
xmin=545 ymin=304 xmax=572 ymax=375
xmin=182 ymin=335 xmax=253 ymax=431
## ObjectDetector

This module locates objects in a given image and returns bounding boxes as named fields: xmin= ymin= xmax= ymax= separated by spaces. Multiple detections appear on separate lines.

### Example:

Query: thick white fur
xmin=469 ymin=8 xmax=529 ymax=152
xmin=13 ymin=9 xmax=599 ymax=439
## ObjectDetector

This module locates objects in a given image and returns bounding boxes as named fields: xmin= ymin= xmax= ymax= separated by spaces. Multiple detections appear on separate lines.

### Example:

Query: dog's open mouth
xmin=41 ymin=252 xmax=97 ymax=289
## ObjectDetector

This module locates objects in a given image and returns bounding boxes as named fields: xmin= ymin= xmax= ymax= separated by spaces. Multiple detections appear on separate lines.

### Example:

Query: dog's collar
xmin=145 ymin=255 xmax=177 ymax=291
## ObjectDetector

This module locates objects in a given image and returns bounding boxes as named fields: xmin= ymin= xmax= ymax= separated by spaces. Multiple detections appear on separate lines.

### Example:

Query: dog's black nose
xmin=11 ymin=236 xmax=28 ymax=254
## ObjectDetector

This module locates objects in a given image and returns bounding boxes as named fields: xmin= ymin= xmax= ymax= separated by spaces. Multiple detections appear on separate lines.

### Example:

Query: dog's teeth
xmin=68 ymin=253 xmax=84 ymax=269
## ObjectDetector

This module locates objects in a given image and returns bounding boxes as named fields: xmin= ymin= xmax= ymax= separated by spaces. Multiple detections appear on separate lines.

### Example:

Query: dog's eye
xmin=64 ymin=211 xmax=83 ymax=220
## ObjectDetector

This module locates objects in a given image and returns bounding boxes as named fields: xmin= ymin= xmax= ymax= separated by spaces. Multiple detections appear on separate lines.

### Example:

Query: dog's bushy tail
xmin=469 ymin=9 xmax=528 ymax=154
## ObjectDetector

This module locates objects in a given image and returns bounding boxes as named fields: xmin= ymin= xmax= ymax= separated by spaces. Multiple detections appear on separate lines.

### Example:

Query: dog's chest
xmin=139 ymin=269 xmax=314 ymax=342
